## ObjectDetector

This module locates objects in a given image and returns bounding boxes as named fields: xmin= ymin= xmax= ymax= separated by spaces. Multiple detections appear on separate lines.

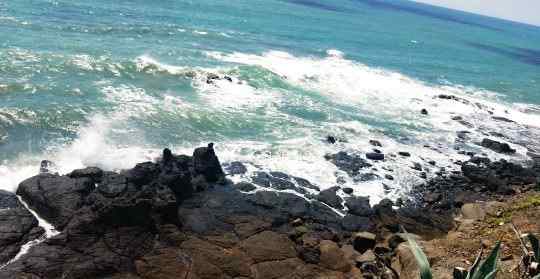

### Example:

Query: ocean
xmin=1 ymin=0 xmax=540 ymax=202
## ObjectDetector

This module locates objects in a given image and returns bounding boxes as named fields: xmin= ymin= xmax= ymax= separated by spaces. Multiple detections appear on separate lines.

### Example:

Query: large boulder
xmin=192 ymin=143 xmax=225 ymax=184
xmin=16 ymin=173 xmax=95 ymax=229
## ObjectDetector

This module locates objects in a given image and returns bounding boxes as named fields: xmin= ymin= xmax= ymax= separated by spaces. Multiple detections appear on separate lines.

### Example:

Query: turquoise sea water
xmin=1 ymin=0 xmax=540 ymax=200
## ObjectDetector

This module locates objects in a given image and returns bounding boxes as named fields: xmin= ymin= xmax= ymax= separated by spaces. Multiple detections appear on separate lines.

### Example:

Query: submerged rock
xmin=480 ymin=138 xmax=516 ymax=154
xmin=366 ymin=152 xmax=384 ymax=161
xmin=223 ymin=161 xmax=248 ymax=175
xmin=325 ymin=151 xmax=372 ymax=177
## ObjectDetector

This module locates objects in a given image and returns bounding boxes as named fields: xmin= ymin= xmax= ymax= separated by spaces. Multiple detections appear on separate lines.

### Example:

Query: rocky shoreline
xmin=0 ymin=142 xmax=539 ymax=278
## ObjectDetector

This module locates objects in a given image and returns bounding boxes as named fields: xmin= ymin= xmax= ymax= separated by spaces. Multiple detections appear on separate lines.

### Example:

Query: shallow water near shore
xmin=1 ymin=0 xmax=540 ymax=202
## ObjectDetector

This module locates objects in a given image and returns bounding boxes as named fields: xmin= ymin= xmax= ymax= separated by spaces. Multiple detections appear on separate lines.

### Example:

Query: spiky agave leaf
xmin=469 ymin=241 xmax=501 ymax=279
xmin=402 ymin=226 xmax=433 ymax=279
xmin=465 ymin=247 xmax=484 ymax=279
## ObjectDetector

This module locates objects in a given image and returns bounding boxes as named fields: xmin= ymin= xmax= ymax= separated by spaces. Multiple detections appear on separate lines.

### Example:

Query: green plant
xmin=402 ymin=226 xmax=501 ymax=279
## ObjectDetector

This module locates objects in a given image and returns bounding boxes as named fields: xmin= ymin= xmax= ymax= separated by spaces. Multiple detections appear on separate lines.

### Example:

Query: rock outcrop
xmin=0 ymin=190 xmax=43 ymax=265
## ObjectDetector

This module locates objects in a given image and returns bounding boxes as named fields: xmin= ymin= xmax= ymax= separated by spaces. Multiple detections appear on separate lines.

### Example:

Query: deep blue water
xmin=1 ymin=0 xmax=540 ymax=200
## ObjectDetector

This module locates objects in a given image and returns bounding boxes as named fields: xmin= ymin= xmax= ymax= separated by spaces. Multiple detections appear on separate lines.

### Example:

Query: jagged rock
xmin=345 ymin=196 xmax=373 ymax=216
xmin=480 ymin=138 xmax=516 ymax=154
xmin=326 ymin=136 xmax=337 ymax=144
xmin=17 ymin=173 xmax=95 ymax=229
xmin=192 ymin=143 xmax=225 ymax=183
xmin=0 ymin=190 xmax=42 ymax=264
xmin=319 ymin=240 xmax=351 ymax=272
xmin=353 ymin=232 xmax=376 ymax=253
xmin=325 ymin=152 xmax=372 ymax=177
xmin=316 ymin=186 xmax=343 ymax=209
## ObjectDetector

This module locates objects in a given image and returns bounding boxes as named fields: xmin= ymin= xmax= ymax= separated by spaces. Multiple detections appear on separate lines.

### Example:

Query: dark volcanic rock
xmin=369 ymin=140 xmax=382 ymax=147
xmin=17 ymin=173 xmax=95 ymax=229
xmin=341 ymin=214 xmax=372 ymax=231
xmin=420 ymin=109 xmax=428 ymax=115
xmin=398 ymin=151 xmax=411 ymax=157
xmin=68 ymin=167 xmax=104 ymax=183
xmin=316 ymin=186 xmax=343 ymax=209
xmin=366 ymin=152 xmax=384 ymax=161
xmin=325 ymin=151 xmax=372 ymax=177
xmin=480 ymin=138 xmax=516 ymax=154
xmin=326 ymin=136 xmax=337 ymax=144
xmin=251 ymin=172 xmax=306 ymax=194
xmin=223 ymin=161 xmax=248 ymax=175
xmin=192 ymin=143 xmax=225 ymax=183
xmin=0 ymin=190 xmax=42 ymax=264
xmin=344 ymin=196 xmax=373 ymax=216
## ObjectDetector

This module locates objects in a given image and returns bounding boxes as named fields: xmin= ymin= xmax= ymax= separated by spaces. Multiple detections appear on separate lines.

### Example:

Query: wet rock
xmin=248 ymin=191 xmax=309 ymax=217
xmin=411 ymin=162 xmax=423 ymax=171
xmin=39 ymin=160 xmax=55 ymax=174
xmin=0 ymin=190 xmax=42 ymax=264
xmin=224 ymin=161 xmax=248 ymax=175
xmin=354 ymin=173 xmax=380 ymax=182
xmin=293 ymin=176 xmax=321 ymax=191
xmin=366 ymin=152 xmax=384 ymax=161
xmin=385 ymin=174 xmax=394 ymax=180
xmin=68 ymin=167 xmax=104 ymax=183
xmin=325 ymin=152 xmax=372 ymax=177
xmin=17 ymin=173 xmax=95 ymax=229
xmin=192 ymin=143 xmax=226 ymax=183
xmin=420 ymin=109 xmax=428 ymax=115
xmin=353 ymin=232 xmax=376 ymax=253
xmin=234 ymin=182 xmax=257 ymax=192
xmin=326 ymin=136 xmax=337 ymax=144
xmin=342 ymin=187 xmax=354 ymax=195
xmin=316 ymin=186 xmax=343 ymax=209
xmin=369 ymin=140 xmax=382 ymax=147
xmin=398 ymin=151 xmax=411 ymax=157
xmin=319 ymin=240 xmax=351 ymax=272
xmin=344 ymin=196 xmax=372 ymax=216
xmin=480 ymin=138 xmax=516 ymax=154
